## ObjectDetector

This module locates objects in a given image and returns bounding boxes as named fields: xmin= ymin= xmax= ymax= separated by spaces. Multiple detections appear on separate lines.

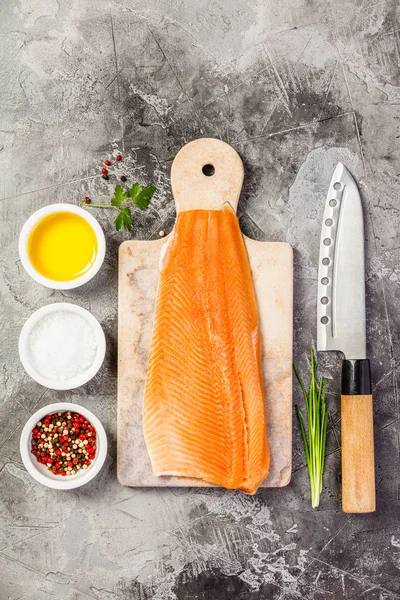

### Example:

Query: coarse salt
xmin=28 ymin=311 xmax=97 ymax=381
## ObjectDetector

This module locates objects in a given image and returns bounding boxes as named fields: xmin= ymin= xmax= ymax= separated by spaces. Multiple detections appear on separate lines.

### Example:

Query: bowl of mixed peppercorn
xmin=20 ymin=402 xmax=107 ymax=489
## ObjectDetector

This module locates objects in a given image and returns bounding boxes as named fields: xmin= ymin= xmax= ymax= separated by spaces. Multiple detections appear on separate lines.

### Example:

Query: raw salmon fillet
xmin=143 ymin=205 xmax=270 ymax=493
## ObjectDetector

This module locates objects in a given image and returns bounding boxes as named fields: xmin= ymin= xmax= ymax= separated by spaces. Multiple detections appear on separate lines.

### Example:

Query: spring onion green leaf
xmin=294 ymin=348 xmax=328 ymax=508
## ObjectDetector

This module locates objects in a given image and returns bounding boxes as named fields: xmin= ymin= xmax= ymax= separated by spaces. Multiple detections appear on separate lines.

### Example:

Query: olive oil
xmin=28 ymin=212 xmax=98 ymax=281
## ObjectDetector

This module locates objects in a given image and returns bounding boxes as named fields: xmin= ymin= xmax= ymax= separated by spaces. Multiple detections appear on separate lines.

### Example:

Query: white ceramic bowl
xmin=19 ymin=302 xmax=106 ymax=390
xmin=20 ymin=402 xmax=107 ymax=489
xmin=19 ymin=203 xmax=106 ymax=289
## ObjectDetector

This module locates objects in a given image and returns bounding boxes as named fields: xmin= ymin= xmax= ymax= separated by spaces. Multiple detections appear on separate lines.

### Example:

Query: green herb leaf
xmin=82 ymin=178 xmax=154 ymax=232
xmin=129 ymin=182 xmax=140 ymax=200
xmin=131 ymin=184 xmax=156 ymax=209
xmin=111 ymin=185 xmax=128 ymax=206
xmin=295 ymin=405 xmax=310 ymax=464
xmin=114 ymin=213 xmax=124 ymax=231
xmin=114 ymin=207 xmax=133 ymax=231
xmin=294 ymin=348 xmax=328 ymax=508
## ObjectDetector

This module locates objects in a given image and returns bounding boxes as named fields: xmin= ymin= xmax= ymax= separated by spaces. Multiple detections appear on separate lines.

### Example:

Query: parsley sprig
xmin=82 ymin=183 xmax=156 ymax=231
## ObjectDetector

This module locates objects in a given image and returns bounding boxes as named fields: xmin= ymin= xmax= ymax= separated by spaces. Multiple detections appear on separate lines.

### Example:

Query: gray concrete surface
xmin=1 ymin=0 xmax=400 ymax=598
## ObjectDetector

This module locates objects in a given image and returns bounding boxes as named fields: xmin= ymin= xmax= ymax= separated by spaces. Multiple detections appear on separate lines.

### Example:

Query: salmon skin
xmin=143 ymin=205 xmax=270 ymax=493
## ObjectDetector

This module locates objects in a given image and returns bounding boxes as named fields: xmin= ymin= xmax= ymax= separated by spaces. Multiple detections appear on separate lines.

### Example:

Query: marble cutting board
xmin=117 ymin=138 xmax=293 ymax=489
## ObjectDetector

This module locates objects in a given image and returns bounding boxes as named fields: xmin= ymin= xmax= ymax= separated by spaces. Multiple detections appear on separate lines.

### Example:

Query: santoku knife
xmin=317 ymin=162 xmax=375 ymax=513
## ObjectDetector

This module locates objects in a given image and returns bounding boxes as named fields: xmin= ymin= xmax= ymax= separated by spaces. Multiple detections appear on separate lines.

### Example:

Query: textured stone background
xmin=1 ymin=0 xmax=400 ymax=598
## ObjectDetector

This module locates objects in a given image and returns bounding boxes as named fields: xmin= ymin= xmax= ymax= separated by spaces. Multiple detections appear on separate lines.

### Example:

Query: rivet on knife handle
xmin=341 ymin=359 xmax=375 ymax=513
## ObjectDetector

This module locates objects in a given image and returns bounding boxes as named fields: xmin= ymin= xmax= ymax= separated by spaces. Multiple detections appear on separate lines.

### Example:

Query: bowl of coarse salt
xmin=19 ymin=303 xmax=106 ymax=390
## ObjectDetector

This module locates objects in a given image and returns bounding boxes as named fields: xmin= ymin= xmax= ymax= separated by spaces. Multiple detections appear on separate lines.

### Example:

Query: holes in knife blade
xmin=321 ymin=296 xmax=329 ymax=305
xmin=202 ymin=164 xmax=215 ymax=176
xmin=321 ymin=277 xmax=329 ymax=285
xmin=321 ymin=316 xmax=329 ymax=324
xmin=323 ymin=238 xmax=331 ymax=246
xmin=325 ymin=218 xmax=333 ymax=226
xmin=329 ymin=199 xmax=337 ymax=207
xmin=322 ymin=258 xmax=330 ymax=266
xmin=333 ymin=182 xmax=341 ymax=190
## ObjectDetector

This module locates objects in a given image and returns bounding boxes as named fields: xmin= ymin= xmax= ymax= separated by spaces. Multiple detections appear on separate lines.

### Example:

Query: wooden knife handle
xmin=341 ymin=360 xmax=375 ymax=513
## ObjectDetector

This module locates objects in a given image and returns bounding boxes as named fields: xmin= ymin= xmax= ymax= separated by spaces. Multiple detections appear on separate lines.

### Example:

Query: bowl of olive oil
xmin=19 ymin=204 xmax=106 ymax=289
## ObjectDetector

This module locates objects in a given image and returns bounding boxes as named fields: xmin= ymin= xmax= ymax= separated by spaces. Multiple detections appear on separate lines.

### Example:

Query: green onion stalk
xmin=293 ymin=348 xmax=328 ymax=508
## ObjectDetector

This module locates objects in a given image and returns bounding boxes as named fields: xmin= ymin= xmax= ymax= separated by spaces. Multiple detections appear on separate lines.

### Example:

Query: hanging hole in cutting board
xmin=202 ymin=164 xmax=215 ymax=177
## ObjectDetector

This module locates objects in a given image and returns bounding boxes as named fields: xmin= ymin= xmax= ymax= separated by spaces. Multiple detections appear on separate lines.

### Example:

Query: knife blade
xmin=317 ymin=162 xmax=375 ymax=513
xmin=317 ymin=162 xmax=367 ymax=359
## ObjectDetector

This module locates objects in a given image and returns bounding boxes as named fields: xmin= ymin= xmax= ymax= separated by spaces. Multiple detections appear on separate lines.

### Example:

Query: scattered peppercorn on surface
xmin=31 ymin=411 xmax=96 ymax=476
